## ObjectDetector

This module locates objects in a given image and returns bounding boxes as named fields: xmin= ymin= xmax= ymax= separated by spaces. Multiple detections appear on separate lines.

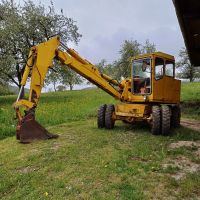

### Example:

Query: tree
xmin=56 ymin=85 xmax=66 ymax=91
xmin=142 ymin=39 xmax=156 ymax=54
xmin=45 ymin=67 xmax=83 ymax=91
xmin=96 ymin=59 xmax=107 ymax=73
xmin=60 ymin=67 xmax=83 ymax=90
xmin=176 ymin=47 xmax=200 ymax=82
xmin=45 ymin=67 xmax=61 ymax=92
xmin=113 ymin=39 xmax=156 ymax=80
xmin=96 ymin=59 xmax=115 ymax=77
xmin=0 ymin=0 xmax=81 ymax=90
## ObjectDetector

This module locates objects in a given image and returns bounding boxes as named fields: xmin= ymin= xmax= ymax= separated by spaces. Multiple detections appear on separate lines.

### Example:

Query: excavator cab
xmin=130 ymin=52 xmax=180 ymax=103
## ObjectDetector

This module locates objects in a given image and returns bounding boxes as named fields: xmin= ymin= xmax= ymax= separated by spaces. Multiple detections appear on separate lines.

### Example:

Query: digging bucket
xmin=16 ymin=112 xmax=58 ymax=143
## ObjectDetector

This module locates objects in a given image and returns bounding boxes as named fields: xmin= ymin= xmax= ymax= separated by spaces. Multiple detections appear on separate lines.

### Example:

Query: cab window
xmin=165 ymin=60 xmax=174 ymax=77
xmin=155 ymin=57 xmax=164 ymax=80
xmin=132 ymin=58 xmax=151 ymax=94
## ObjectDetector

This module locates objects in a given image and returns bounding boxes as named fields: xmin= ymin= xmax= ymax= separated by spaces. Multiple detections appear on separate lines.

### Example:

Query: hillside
xmin=0 ymin=83 xmax=200 ymax=199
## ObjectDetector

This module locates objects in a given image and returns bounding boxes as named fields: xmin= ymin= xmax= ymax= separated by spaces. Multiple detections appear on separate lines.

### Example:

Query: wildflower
xmin=44 ymin=192 xmax=48 ymax=197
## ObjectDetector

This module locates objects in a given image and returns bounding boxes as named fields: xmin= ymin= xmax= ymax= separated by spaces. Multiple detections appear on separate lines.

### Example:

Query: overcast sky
xmin=28 ymin=0 xmax=184 ymax=64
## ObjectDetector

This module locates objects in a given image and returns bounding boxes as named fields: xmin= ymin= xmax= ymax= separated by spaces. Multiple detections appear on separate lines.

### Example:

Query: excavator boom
xmin=14 ymin=36 xmax=123 ymax=143
xmin=57 ymin=49 xmax=122 ymax=99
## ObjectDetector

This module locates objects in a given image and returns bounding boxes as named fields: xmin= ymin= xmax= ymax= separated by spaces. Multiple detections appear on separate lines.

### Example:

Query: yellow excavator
xmin=14 ymin=36 xmax=181 ymax=143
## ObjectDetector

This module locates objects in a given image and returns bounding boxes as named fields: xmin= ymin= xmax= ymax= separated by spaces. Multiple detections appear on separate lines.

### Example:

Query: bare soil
xmin=164 ymin=132 xmax=200 ymax=181
xmin=169 ymin=141 xmax=200 ymax=149
xmin=162 ymin=156 xmax=200 ymax=181
xmin=181 ymin=118 xmax=200 ymax=132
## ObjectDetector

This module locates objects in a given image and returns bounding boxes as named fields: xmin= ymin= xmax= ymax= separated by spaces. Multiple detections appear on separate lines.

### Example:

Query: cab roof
xmin=133 ymin=52 xmax=175 ymax=61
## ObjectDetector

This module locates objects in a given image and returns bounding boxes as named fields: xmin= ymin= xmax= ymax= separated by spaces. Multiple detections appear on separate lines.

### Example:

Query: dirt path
xmin=181 ymin=118 xmax=200 ymax=132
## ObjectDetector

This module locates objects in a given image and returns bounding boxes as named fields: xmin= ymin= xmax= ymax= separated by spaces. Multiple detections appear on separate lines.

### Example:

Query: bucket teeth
xmin=16 ymin=113 xmax=58 ymax=143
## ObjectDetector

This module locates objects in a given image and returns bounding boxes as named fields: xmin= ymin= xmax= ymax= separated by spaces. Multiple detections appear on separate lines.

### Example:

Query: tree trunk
xmin=69 ymin=84 xmax=73 ymax=91
xmin=53 ymin=82 xmax=57 ymax=92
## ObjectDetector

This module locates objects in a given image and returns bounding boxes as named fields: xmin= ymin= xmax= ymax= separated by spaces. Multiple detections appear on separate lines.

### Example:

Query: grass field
xmin=0 ymin=82 xmax=200 ymax=199
xmin=181 ymin=82 xmax=200 ymax=120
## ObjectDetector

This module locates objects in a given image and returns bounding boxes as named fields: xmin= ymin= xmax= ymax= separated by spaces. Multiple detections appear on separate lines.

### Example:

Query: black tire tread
xmin=161 ymin=105 xmax=171 ymax=135
xmin=97 ymin=104 xmax=107 ymax=128
xmin=171 ymin=105 xmax=181 ymax=128
xmin=151 ymin=105 xmax=161 ymax=135
xmin=105 ymin=104 xmax=115 ymax=129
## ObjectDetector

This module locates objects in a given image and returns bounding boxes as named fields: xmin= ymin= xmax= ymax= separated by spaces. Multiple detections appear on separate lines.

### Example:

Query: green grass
xmin=0 ymin=89 xmax=115 ymax=139
xmin=0 ymin=83 xmax=200 ymax=199
xmin=181 ymin=82 xmax=200 ymax=120
xmin=0 ymin=120 xmax=200 ymax=199
xmin=181 ymin=82 xmax=200 ymax=102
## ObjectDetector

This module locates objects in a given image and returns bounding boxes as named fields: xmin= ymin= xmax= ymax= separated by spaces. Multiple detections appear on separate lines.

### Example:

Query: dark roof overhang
xmin=173 ymin=0 xmax=200 ymax=66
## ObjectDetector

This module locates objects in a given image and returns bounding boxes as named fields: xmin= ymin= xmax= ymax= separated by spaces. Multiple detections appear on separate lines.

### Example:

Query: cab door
xmin=153 ymin=57 xmax=165 ymax=101
xmin=163 ymin=60 xmax=181 ymax=102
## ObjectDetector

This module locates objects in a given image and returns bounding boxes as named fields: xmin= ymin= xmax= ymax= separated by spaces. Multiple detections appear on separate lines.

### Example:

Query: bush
xmin=0 ymin=85 xmax=14 ymax=96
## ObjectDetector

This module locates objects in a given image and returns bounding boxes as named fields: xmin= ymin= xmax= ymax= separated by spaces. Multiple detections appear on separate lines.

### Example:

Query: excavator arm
xmin=14 ymin=36 xmax=124 ymax=143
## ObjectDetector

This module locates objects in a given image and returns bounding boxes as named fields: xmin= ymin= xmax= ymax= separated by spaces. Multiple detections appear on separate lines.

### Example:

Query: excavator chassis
xmin=16 ymin=111 xmax=58 ymax=143
xmin=98 ymin=103 xmax=181 ymax=135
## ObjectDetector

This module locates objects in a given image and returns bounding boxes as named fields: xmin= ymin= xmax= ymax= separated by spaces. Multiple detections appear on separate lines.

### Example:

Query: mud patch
xmin=108 ymin=175 xmax=122 ymax=184
xmin=163 ymin=156 xmax=200 ymax=180
xmin=166 ymin=140 xmax=200 ymax=180
xmin=50 ymin=142 xmax=62 ymax=151
xmin=128 ymin=156 xmax=148 ymax=162
xmin=195 ymin=148 xmax=200 ymax=157
xmin=169 ymin=141 xmax=200 ymax=150
xmin=17 ymin=166 xmax=38 ymax=174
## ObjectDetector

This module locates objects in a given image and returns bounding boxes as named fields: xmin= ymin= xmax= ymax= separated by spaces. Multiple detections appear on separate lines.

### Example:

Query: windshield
xmin=132 ymin=58 xmax=151 ymax=78
xmin=132 ymin=58 xmax=151 ymax=95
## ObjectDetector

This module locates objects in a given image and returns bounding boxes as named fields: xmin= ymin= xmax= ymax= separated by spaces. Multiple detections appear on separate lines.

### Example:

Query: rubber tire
xmin=97 ymin=104 xmax=107 ymax=128
xmin=171 ymin=105 xmax=181 ymax=128
xmin=161 ymin=105 xmax=171 ymax=135
xmin=151 ymin=105 xmax=161 ymax=135
xmin=105 ymin=104 xmax=115 ymax=129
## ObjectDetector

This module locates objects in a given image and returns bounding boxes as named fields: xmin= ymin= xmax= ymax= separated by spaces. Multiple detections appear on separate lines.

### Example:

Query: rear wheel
xmin=171 ymin=105 xmax=181 ymax=128
xmin=105 ymin=104 xmax=115 ymax=129
xmin=161 ymin=105 xmax=171 ymax=135
xmin=151 ymin=105 xmax=161 ymax=135
xmin=97 ymin=104 xmax=107 ymax=128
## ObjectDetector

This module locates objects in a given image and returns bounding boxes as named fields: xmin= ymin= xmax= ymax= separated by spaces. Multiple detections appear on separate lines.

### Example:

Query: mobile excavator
xmin=14 ymin=36 xmax=181 ymax=143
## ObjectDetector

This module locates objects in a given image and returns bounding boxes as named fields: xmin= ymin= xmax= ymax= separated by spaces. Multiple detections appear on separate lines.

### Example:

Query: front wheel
xmin=105 ymin=104 xmax=115 ymax=129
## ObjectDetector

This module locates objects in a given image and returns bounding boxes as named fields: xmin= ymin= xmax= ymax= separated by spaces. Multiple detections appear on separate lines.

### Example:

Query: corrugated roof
xmin=173 ymin=0 xmax=200 ymax=66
